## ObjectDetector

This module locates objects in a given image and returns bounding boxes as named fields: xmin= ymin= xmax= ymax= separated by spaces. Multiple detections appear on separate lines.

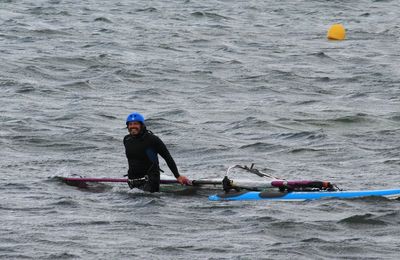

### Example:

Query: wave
xmin=310 ymin=51 xmax=333 ymax=60
xmin=275 ymin=130 xmax=326 ymax=141
xmin=44 ymin=252 xmax=79 ymax=260
xmin=338 ymin=213 xmax=388 ymax=226
xmin=94 ymin=17 xmax=112 ymax=23
xmin=49 ymin=199 xmax=80 ymax=207
xmin=135 ymin=7 xmax=158 ymax=13
xmin=190 ymin=11 xmax=231 ymax=20
xmin=239 ymin=142 xmax=286 ymax=152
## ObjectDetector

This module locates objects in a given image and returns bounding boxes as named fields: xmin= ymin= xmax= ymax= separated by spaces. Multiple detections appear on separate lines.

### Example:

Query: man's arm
xmin=153 ymin=135 xmax=180 ymax=178
xmin=153 ymin=135 xmax=190 ymax=185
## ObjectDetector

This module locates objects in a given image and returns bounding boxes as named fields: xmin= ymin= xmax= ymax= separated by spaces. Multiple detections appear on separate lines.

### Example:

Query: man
xmin=123 ymin=112 xmax=190 ymax=192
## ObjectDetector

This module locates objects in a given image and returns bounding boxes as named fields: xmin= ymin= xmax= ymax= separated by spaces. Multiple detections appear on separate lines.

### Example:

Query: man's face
xmin=127 ymin=121 xmax=142 ymax=136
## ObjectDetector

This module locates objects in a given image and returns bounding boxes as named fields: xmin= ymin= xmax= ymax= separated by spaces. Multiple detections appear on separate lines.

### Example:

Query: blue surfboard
xmin=209 ymin=188 xmax=400 ymax=201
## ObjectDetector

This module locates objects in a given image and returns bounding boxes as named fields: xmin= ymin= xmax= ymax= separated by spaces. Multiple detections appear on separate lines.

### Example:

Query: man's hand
xmin=177 ymin=175 xmax=191 ymax=185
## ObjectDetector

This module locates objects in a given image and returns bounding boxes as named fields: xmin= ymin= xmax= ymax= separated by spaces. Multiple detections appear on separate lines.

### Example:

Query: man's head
xmin=126 ymin=112 xmax=145 ymax=136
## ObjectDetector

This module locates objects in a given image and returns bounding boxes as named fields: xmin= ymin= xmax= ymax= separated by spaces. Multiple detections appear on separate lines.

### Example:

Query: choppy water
xmin=1 ymin=0 xmax=400 ymax=259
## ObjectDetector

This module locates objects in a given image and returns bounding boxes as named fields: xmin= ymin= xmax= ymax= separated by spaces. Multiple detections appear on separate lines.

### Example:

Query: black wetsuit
xmin=123 ymin=127 xmax=180 ymax=192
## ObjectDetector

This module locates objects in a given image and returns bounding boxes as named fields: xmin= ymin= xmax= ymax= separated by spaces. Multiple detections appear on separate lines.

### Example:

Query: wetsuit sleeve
xmin=152 ymin=135 xmax=180 ymax=178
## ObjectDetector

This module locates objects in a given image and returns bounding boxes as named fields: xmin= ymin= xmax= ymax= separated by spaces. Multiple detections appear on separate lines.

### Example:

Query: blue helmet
xmin=126 ymin=112 xmax=145 ymax=125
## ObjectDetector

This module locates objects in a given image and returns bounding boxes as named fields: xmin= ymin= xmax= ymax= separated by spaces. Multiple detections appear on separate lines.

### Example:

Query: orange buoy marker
xmin=327 ymin=24 xmax=346 ymax=40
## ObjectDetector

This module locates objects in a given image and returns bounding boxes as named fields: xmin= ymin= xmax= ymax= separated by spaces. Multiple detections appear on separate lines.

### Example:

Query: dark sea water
xmin=1 ymin=0 xmax=400 ymax=259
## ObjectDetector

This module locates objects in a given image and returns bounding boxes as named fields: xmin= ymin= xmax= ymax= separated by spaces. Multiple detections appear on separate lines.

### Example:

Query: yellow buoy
xmin=327 ymin=24 xmax=346 ymax=40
